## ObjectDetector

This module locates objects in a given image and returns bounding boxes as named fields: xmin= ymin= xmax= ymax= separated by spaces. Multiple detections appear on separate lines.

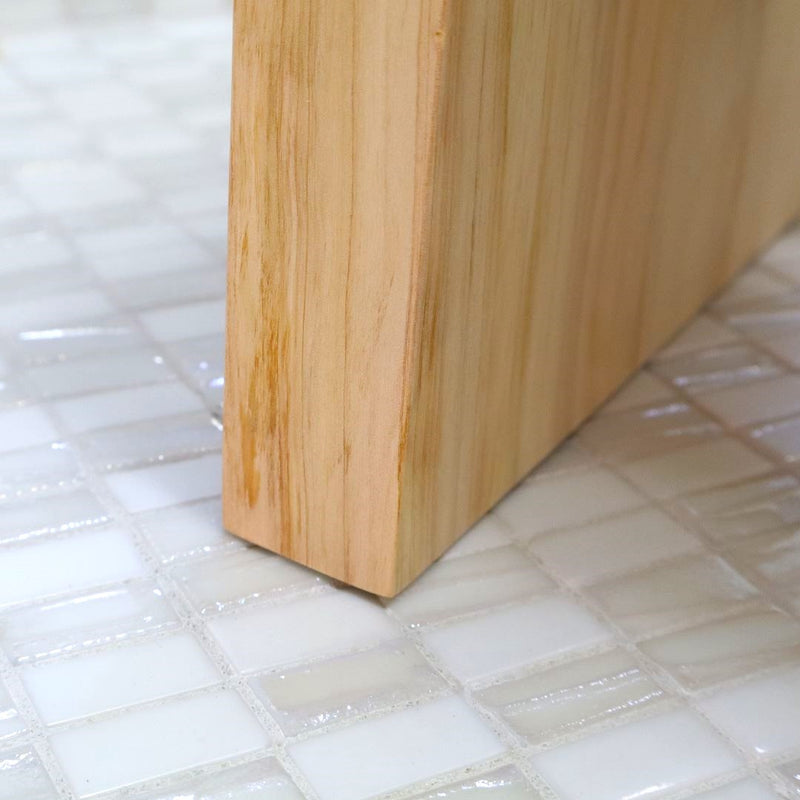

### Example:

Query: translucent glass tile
xmin=79 ymin=412 xmax=221 ymax=471
xmin=208 ymin=592 xmax=399 ymax=674
xmin=386 ymin=545 xmax=553 ymax=627
xmin=0 ymin=526 xmax=148 ymax=609
xmin=127 ymin=758 xmax=304 ymax=800
xmin=21 ymin=632 xmax=219 ymax=725
xmin=49 ymin=690 xmax=268 ymax=798
xmin=578 ymin=401 xmax=721 ymax=463
xmin=134 ymin=498 xmax=244 ymax=564
xmin=249 ymin=640 xmax=446 ymax=737
xmin=652 ymin=343 xmax=783 ymax=394
xmin=422 ymin=597 xmax=612 ymax=684
xmin=494 ymin=467 xmax=643 ymax=540
xmin=530 ymin=710 xmax=741 ymax=800
xmin=698 ymin=667 xmax=800 ymax=756
xmin=0 ymin=443 xmax=82 ymax=503
xmin=3 ymin=8 xmax=800 ymax=799
xmin=0 ymin=684 xmax=25 ymax=741
xmin=677 ymin=473 xmax=800 ymax=542
xmin=0 ymin=582 xmax=179 ymax=665
xmin=586 ymin=555 xmax=759 ymax=638
xmin=404 ymin=765 xmax=540 ymax=800
xmin=476 ymin=648 xmax=667 ymax=744
xmin=172 ymin=547 xmax=322 ymax=615
xmin=615 ymin=437 xmax=772 ymax=500
xmin=527 ymin=507 xmax=700 ymax=586
xmin=776 ymin=759 xmax=800 ymax=797
xmin=639 ymin=608 xmax=800 ymax=690
xmin=0 ymin=746 xmax=58 ymax=800
xmin=288 ymin=695 xmax=505 ymax=800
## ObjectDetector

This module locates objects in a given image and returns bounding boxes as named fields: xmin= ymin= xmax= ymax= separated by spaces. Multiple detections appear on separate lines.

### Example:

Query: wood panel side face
xmin=730 ymin=0 xmax=800 ymax=265
xmin=223 ymin=0 xmax=445 ymax=595
xmin=396 ymin=0 xmax=800 ymax=590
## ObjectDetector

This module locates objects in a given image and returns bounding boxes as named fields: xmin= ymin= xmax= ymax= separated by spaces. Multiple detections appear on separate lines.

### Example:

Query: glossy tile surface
xmin=0 ymin=3 xmax=799 ymax=799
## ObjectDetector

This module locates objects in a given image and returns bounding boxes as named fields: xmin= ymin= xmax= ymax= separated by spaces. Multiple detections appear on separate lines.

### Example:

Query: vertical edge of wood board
xmin=224 ymin=0 xmax=800 ymax=597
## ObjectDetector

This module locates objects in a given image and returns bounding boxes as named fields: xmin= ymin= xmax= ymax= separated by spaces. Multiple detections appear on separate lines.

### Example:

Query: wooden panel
xmin=224 ymin=0 xmax=800 ymax=596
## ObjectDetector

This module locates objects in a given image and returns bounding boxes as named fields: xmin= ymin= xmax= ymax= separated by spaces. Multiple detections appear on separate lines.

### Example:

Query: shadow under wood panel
xmin=223 ymin=0 xmax=800 ymax=596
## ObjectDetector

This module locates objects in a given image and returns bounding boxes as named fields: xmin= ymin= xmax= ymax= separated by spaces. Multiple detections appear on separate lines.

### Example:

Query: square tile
xmin=105 ymin=453 xmax=221 ymax=513
xmin=528 ymin=507 xmax=700 ymax=586
xmin=422 ymin=597 xmax=611 ymax=684
xmin=250 ymin=640 xmax=446 ymax=737
xmin=0 ymin=526 xmax=147 ymax=608
xmin=586 ymin=555 xmax=759 ymax=638
xmin=698 ymin=667 xmax=800 ymax=756
xmin=0 ymin=746 xmax=57 ymax=800
xmin=49 ymin=690 xmax=268 ymax=797
xmin=531 ymin=710 xmax=740 ymax=800
xmin=0 ymin=443 xmax=82 ymax=503
xmin=601 ymin=371 xmax=676 ymax=413
xmin=616 ymin=438 xmax=772 ymax=500
xmin=476 ymin=648 xmax=667 ymax=744
xmin=495 ymin=468 xmax=643 ymax=540
xmin=387 ymin=545 xmax=553 ymax=627
xmin=639 ymin=608 xmax=800 ymax=690
xmin=289 ymin=695 xmax=505 ymax=800
xmin=21 ymin=632 xmax=219 ymax=724
xmin=208 ymin=592 xmax=398 ymax=673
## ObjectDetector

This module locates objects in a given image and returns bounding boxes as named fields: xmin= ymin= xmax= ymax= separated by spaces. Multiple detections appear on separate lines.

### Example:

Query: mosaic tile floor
xmin=2 ymin=4 xmax=800 ymax=800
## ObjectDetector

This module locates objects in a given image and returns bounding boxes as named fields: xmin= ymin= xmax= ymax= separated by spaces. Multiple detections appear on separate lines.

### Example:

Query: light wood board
xmin=224 ymin=0 xmax=800 ymax=596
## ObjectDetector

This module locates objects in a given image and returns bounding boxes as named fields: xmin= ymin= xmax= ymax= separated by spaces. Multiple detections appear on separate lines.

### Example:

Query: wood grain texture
xmin=224 ymin=0 xmax=800 ymax=596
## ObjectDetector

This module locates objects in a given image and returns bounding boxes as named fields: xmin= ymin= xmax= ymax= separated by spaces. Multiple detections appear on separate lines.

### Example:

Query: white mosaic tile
xmin=422 ymin=597 xmax=612 ymax=684
xmin=0 ymin=526 xmax=147 ymax=609
xmin=21 ymin=632 xmax=220 ymax=724
xmin=1 ymin=8 xmax=800 ymax=799
xmin=0 ymin=746 xmax=58 ymax=800
xmin=698 ymin=667 xmax=800 ymax=757
xmin=530 ymin=710 xmax=741 ymax=800
xmin=476 ymin=648 xmax=668 ymax=744
xmin=49 ymin=689 xmax=268 ymax=797
xmin=208 ymin=592 xmax=399 ymax=673
xmin=289 ymin=695 xmax=505 ymax=800
xmin=527 ymin=507 xmax=700 ymax=586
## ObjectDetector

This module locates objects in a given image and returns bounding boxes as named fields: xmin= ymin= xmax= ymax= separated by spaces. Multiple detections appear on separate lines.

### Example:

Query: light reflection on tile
xmin=0 ymin=746 xmax=58 ymax=800
xmin=530 ymin=710 xmax=741 ymax=800
xmin=476 ymin=648 xmax=667 ymax=744
xmin=404 ymin=765 xmax=540 ymax=800
xmin=698 ymin=667 xmax=800 ymax=757
xmin=1 ymin=8 xmax=800 ymax=800
xmin=250 ymin=640 xmax=446 ymax=737
xmin=0 ymin=582 xmax=179 ymax=665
